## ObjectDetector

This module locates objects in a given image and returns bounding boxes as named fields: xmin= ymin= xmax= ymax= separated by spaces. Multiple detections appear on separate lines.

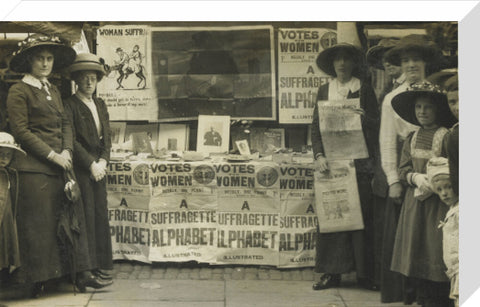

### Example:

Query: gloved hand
xmin=48 ymin=151 xmax=72 ymax=170
xmin=412 ymin=173 xmax=432 ymax=193
xmin=90 ymin=161 xmax=106 ymax=182
xmin=98 ymin=158 xmax=107 ymax=172
xmin=314 ymin=155 xmax=329 ymax=173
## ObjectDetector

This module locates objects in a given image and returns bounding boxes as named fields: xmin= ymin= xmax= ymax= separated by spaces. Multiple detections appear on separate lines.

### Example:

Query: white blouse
xmin=327 ymin=77 xmax=361 ymax=101
xmin=379 ymin=82 xmax=419 ymax=185
xmin=75 ymin=93 xmax=102 ymax=138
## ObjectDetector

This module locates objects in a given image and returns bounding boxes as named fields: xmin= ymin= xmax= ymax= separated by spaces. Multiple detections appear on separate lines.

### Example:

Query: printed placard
xmin=278 ymin=28 xmax=335 ymax=123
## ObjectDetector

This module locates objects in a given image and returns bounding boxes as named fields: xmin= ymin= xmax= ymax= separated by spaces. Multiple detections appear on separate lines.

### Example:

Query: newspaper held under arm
xmin=317 ymin=98 xmax=368 ymax=160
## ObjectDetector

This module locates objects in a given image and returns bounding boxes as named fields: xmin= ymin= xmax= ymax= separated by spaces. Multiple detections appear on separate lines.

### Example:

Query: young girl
xmin=0 ymin=132 xmax=25 ymax=283
xmin=427 ymin=157 xmax=459 ymax=307
xmin=389 ymin=82 xmax=457 ymax=307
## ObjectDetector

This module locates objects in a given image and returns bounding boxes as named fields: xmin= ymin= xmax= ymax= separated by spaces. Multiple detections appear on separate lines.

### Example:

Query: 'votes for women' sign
xmin=106 ymin=160 xmax=321 ymax=267
xmin=278 ymin=28 xmax=335 ymax=124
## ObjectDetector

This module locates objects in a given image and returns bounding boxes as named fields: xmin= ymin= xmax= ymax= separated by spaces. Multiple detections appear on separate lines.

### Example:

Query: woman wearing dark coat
xmin=6 ymin=35 xmax=111 ymax=296
xmin=64 ymin=53 xmax=114 ymax=282
xmin=311 ymin=43 xmax=379 ymax=290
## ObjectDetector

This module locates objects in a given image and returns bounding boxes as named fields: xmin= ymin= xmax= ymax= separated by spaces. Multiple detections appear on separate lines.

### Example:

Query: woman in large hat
xmin=5 ymin=33 xmax=99 ymax=296
xmin=64 ymin=53 xmax=114 ymax=291
xmin=378 ymin=34 xmax=445 ymax=304
xmin=390 ymin=82 xmax=456 ymax=307
xmin=311 ymin=43 xmax=380 ymax=290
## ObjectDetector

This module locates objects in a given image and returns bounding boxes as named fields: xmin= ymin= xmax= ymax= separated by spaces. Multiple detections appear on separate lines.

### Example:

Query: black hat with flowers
xmin=9 ymin=33 xmax=76 ymax=73
xmin=391 ymin=81 xmax=457 ymax=128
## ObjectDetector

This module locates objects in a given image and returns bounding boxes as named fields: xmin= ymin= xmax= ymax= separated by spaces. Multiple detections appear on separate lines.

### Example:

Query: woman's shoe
xmin=312 ymin=274 xmax=341 ymax=290
xmin=92 ymin=269 xmax=113 ymax=280
xmin=31 ymin=282 xmax=45 ymax=298
xmin=357 ymin=278 xmax=379 ymax=291
xmin=76 ymin=274 xmax=113 ymax=293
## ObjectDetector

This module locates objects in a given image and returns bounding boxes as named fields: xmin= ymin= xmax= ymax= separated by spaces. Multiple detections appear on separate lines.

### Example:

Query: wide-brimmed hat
xmin=316 ymin=43 xmax=364 ymax=78
xmin=9 ymin=33 xmax=76 ymax=73
xmin=366 ymin=38 xmax=400 ymax=70
xmin=427 ymin=68 xmax=458 ymax=91
xmin=384 ymin=34 xmax=442 ymax=67
xmin=67 ymin=53 xmax=107 ymax=81
xmin=391 ymin=81 xmax=457 ymax=128
xmin=0 ymin=132 xmax=26 ymax=155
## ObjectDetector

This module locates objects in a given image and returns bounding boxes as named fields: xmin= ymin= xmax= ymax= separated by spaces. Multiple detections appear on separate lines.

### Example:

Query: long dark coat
xmin=311 ymin=80 xmax=379 ymax=280
xmin=6 ymin=81 xmax=91 ymax=283
xmin=64 ymin=95 xmax=113 ymax=270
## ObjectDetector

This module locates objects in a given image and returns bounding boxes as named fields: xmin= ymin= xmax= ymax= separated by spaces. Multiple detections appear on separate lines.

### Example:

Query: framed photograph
xmin=158 ymin=123 xmax=189 ymax=152
xmin=235 ymin=139 xmax=251 ymax=155
xmin=109 ymin=122 xmax=126 ymax=145
xmin=249 ymin=128 xmax=285 ymax=154
xmin=196 ymin=115 xmax=230 ymax=153
xmin=125 ymin=123 xmax=159 ymax=152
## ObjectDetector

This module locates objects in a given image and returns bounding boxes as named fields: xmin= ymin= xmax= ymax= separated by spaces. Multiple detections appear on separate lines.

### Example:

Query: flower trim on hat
xmin=406 ymin=81 xmax=447 ymax=95
xmin=12 ymin=35 xmax=64 ymax=57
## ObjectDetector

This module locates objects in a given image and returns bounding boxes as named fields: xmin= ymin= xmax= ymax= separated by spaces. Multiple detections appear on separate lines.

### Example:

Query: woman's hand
xmin=350 ymin=108 xmax=365 ymax=117
xmin=48 ymin=152 xmax=72 ymax=170
xmin=90 ymin=161 xmax=106 ymax=182
xmin=412 ymin=173 xmax=432 ymax=193
xmin=389 ymin=182 xmax=403 ymax=204
xmin=314 ymin=156 xmax=329 ymax=173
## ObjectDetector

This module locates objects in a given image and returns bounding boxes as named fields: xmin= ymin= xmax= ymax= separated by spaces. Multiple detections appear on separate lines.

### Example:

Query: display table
xmin=107 ymin=158 xmax=318 ymax=268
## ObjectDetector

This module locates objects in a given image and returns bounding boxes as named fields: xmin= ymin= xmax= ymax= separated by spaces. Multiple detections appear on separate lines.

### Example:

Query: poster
xmin=151 ymin=26 xmax=276 ymax=121
xmin=278 ymin=164 xmax=317 ymax=268
xmin=96 ymin=25 xmax=157 ymax=120
xmin=278 ymin=28 xmax=335 ymax=123
xmin=107 ymin=160 xmax=152 ymax=262
xmin=215 ymin=162 xmax=280 ymax=265
xmin=314 ymin=160 xmax=364 ymax=233
xmin=148 ymin=193 xmax=218 ymax=263
xmin=317 ymin=99 xmax=369 ymax=160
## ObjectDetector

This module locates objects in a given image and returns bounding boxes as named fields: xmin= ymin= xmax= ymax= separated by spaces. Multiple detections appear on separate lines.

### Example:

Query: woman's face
xmin=0 ymin=148 xmax=13 ymax=168
xmin=333 ymin=53 xmax=354 ymax=79
xmin=29 ymin=49 xmax=54 ymax=78
xmin=76 ymin=71 xmax=98 ymax=97
xmin=415 ymin=97 xmax=437 ymax=128
xmin=400 ymin=51 xmax=426 ymax=83
xmin=382 ymin=60 xmax=402 ymax=79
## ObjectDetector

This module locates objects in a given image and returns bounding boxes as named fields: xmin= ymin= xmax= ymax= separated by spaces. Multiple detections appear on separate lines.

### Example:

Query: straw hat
xmin=9 ymin=33 xmax=76 ymax=73
xmin=384 ymin=34 xmax=442 ymax=67
xmin=67 ymin=53 xmax=107 ymax=81
xmin=0 ymin=132 xmax=26 ymax=155
xmin=315 ymin=43 xmax=364 ymax=78
xmin=366 ymin=38 xmax=400 ymax=70
xmin=391 ymin=81 xmax=457 ymax=128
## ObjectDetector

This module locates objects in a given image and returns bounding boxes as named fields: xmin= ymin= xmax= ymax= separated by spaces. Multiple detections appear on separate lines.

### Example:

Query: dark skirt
xmin=12 ymin=172 xmax=91 ymax=284
xmin=375 ymin=194 xmax=415 ymax=303
xmin=76 ymin=169 xmax=113 ymax=270
xmin=391 ymin=187 xmax=449 ymax=282
xmin=314 ymin=172 xmax=374 ymax=280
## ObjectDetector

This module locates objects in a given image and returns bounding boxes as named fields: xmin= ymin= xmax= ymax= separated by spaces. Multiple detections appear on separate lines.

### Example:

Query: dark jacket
xmin=64 ymin=95 xmax=111 ymax=171
xmin=6 ymin=81 xmax=73 ymax=174
xmin=311 ymin=80 xmax=379 ymax=174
